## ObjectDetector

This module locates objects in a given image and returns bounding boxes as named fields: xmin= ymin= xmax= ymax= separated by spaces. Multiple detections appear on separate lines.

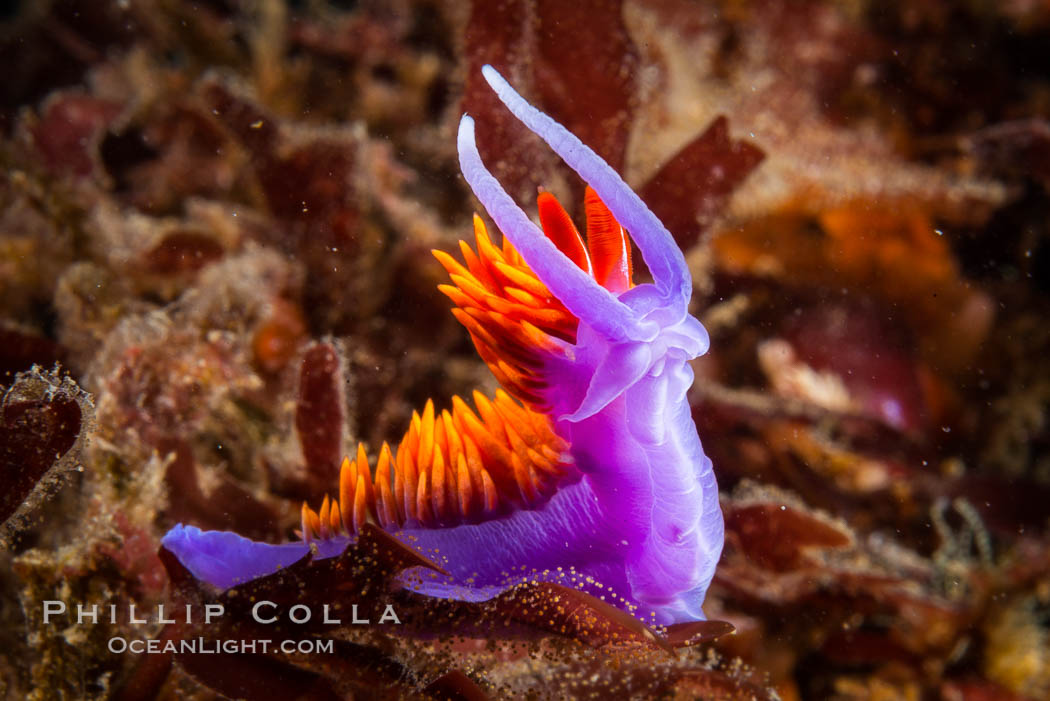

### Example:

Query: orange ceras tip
xmin=298 ymin=188 xmax=633 ymax=537
xmin=299 ymin=393 xmax=574 ymax=534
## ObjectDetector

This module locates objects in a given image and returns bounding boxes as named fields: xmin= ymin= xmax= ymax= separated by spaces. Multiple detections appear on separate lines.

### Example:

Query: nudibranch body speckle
xmin=162 ymin=66 xmax=724 ymax=625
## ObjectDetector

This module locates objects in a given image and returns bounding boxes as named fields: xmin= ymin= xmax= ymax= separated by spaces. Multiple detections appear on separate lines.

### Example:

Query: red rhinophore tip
xmin=537 ymin=191 xmax=591 ymax=273
xmin=585 ymin=186 xmax=632 ymax=293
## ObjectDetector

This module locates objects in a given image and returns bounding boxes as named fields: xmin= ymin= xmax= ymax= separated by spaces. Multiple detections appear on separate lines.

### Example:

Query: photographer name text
xmin=42 ymin=601 xmax=401 ymax=626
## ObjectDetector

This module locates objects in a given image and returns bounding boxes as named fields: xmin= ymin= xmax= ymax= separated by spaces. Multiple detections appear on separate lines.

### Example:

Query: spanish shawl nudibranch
xmin=162 ymin=66 xmax=724 ymax=625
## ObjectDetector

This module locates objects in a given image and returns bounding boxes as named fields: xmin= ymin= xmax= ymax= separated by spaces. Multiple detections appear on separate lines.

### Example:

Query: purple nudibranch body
xmin=162 ymin=66 xmax=724 ymax=625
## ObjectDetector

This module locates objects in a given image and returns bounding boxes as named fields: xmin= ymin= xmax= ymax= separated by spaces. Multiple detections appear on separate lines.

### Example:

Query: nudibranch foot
xmin=162 ymin=66 xmax=724 ymax=626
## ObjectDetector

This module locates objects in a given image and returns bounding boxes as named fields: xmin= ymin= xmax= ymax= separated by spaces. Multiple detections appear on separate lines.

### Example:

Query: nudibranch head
xmin=456 ymin=66 xmax=709 ymax=423
xmin=162 ymin=66 xmax=724 ymax=626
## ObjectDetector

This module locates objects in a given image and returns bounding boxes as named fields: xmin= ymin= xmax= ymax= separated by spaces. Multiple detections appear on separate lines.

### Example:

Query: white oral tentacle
xmin=457 ymin=115 xmax=647 ymax=342
xmin=480 ymin=64 xmax=692 ymax=314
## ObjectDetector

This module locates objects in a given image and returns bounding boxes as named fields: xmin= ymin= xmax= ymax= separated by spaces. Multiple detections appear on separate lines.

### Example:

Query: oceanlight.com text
xmin=108 ymin=637 xmax=335 ymax=655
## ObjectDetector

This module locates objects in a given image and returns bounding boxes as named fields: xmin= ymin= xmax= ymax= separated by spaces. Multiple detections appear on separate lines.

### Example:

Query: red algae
xmin=295 ymin=342 xmax=347 ymax=493
xmin=0 ymin=1 xmax=1048 ymax=699
xmin=0 ymin=368 xmax=92 ymax=542
xmin=638 ymin=116 xmax=765 ymax=250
